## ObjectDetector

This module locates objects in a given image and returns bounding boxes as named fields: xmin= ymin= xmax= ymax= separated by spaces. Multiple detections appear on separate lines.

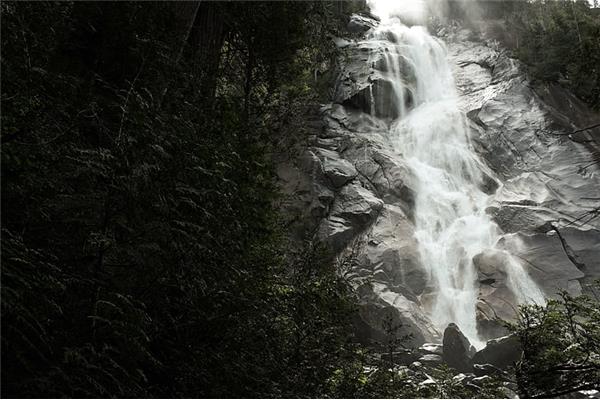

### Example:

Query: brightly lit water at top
xmin=366 ymin=0 xmax=544 ymax=347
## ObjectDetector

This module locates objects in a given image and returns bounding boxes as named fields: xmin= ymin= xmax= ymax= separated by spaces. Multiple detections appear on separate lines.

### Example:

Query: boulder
xmin=475 ymin=305 xmax=510 ymax=341
xmin=409 ymin=361 xmax=423 ymax=371
xmin=418 ymin=343 xmax=443 ymax=356
xmin=332 ymin=183 xmax=383 ymax=224
xmin=470 ymin=375 xmax=493 ymax=387
xmin=473 ymin=363 xmax=507 ymax=377
xmin=472 ymin=334 xmax=522 ymax=369
xmin=314 ymin=148 xmax=358 ymax=188
xmin=318 ymin=183 xmax=383 ymax=252
xmin=347 ymin=14 xmax=377 ymax=34
xmin=452 ymin=372 xmax=476 ymax=385
xmin=442 ymin=323 xmax=476 ymax=372
xmin=352 ymin=282 xmax=440 ymax=347
xmin=418 ymin=354 xmax=443 ymax=368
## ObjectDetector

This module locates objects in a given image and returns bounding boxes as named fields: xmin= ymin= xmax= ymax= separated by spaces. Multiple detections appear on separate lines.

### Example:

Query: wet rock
xmin=475 ymin=307 xmax=510 ymax=342
xmin=343 ymin=78 xmax=407 ymax=120
xmin=472 ymin=335 xmax=521 ymax=370
xmin=318 ymin=216 xmax=357 ymax=253
xmin=472 ymin=250 xmax=522 ymax=322
xmin=379 ymin=350 xmax=420 ymax=366
xmin=500 ymin=387 xmax=519 ymax=399
xmin=347 ymin=14 xmax=377 ymax=34
xmin=487 ymin=204 xmax=557 ymax=234
xmin=362 ymin=205 xmax=426 ymax=295
xmin=409 ymin=361 xmax=423 ymax=370
xmin=418 ymin=354 xmax=444 ymax=367
xmin=470 ymin=375 xmax=492 ymax=387
xmin=314 ymin=148 xmax=358 ymax=188
xmin=558 ymin=227 xmax=600 ymax=290
xmin=442 ymin=323 xmax=476 ymax=372
xmin=499 ymin=232 xmax=584 ymax=298
xmin=473 ymin=363 xmax=507 ymax=377
xmin=418 ymin=343 xmax=443 ymax=356
xmin=453 ymin=372 xmax=476 ymax=385
xmin=353 ymin=282 xmax=440 ymax=347
xmin=333 ymin=37 xmax=352 ymax=49
xmin=318 ymin=183 xmax=383 ymax=252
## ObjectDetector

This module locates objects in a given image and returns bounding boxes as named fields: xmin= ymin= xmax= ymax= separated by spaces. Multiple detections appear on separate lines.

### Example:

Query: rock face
xmin=442 ymin=323 xmax=476 ymax=372
xmin=447 ymin=27 xmax=600 ymax=343
xmin=276 ymin=15 xmax=600 ymax=347
xmin=472 ymin=335 xmax=522 ymax=370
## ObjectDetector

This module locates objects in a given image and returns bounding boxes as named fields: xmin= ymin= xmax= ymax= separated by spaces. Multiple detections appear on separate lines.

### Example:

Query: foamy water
xmin=361 ymin=5 xmax=544 ymax=347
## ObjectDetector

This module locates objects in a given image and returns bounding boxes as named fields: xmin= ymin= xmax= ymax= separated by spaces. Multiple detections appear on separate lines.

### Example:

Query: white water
xmin=365 ymin=1 xmax=544 ymax=347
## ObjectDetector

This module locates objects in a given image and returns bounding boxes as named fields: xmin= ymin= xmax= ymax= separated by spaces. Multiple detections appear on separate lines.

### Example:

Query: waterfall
xmin=364 ymin=1 xmax=544 ymax=347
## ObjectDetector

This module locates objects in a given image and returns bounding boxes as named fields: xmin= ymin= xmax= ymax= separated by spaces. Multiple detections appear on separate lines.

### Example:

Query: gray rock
xmin=418 ymin=354 xmax=444 ymax=367
xmin=499 ymin=232 xmax=584 ymax=298
xmin=500 ymin=387 xmax=519 ymax=399
xmin=473 ymin=250 xmax=522 ymax=321
xmin=472 ymin=335 xmax=521 ymax=369
xmin=333 ymin=183 xmax=383 ymax=224
xmin=442 ymin=323 xmax=476 ymax=372
xmin=347 ymin=14 xmax=377 ymax=34
xmin=473 ymin=363 xmax=507 ymax=377
xmin=557 ymin=227 xmax=600 ymax=290
xmin=470 ymin=375 xmax=493 ymax=387
xmin=362 ymin=205 xmax=426 ymax=294
xmin=343 ymin=78 xmax=407 ymax=120
xmin=475 ymin=306 xmax=510 ymax=342
xmin=418 ymin=343 xmax=444 ymax=356
xmin=315 ymin=148 xmax=358 ymax=188
xmin=353 ymin=281 xmax=440 ymax=347
xmin=409 ymin=361 xmax=423 ymax=370
xmin=419 ymin=377 xmax=438 ymax=388
xmin=318 ymin=183 xmax=383 ymax=252
xmin=379 ymin=349 xmax=420 ymax=366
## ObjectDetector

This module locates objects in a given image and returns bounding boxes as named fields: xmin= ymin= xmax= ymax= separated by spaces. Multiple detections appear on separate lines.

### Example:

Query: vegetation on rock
xmin=507 ymin=0 xmax=600 ymax=109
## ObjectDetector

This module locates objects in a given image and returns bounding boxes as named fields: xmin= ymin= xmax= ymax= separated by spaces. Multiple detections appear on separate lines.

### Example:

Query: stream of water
xmin=365 ymin=0 xmax=544 ymax=347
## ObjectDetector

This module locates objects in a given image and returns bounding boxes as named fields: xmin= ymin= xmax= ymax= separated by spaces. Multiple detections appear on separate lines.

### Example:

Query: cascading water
xmin=365 ymin=0 xmax=544 ymax=347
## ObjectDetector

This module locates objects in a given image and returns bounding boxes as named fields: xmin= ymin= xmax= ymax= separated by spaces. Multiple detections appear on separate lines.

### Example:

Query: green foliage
xmin=507 ymin=0 xmax=600 ymax=109
xmin=507 ymin=282 xmax=600 ymax=398
xmin=0 ymin=1 xmax=355 ymax=397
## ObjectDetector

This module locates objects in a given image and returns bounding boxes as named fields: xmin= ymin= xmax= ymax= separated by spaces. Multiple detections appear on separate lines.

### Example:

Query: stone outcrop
xmin=472 ymin=335 xmax=522 ymax=370
xmin=442 ymin=323 xmax=476 ymax=372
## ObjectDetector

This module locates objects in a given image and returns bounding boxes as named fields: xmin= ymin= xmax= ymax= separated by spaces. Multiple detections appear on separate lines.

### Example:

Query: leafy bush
xmin=507 ymin=282 xmax=600 ymax=398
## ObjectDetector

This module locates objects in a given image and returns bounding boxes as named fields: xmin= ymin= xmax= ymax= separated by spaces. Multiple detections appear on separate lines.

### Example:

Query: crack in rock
xmin=551 ymin=225 xmax=587 ymax=272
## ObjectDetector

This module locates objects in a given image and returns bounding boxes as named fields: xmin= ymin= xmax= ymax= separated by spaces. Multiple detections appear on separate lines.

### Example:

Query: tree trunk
xmin=172 ymin=1 xmax=201 ymax=62
xmin=187 ymin=2 xmax=226 ymax=98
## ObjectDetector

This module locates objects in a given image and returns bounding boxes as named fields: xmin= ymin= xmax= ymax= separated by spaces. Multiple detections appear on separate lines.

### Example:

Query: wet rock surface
xmin=471 ymin=334 xmax=522 ymax=370
xmin=443 ymin=323 xmax=476 ymax=372
xmin=277 ymin=16 xmax=600 ymax=348
xmin=446 ymin=28 xmax=600 ymax=305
